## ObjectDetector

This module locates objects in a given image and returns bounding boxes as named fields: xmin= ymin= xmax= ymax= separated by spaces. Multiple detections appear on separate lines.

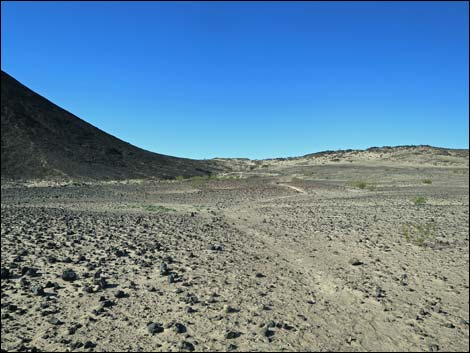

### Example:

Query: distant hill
xmin=302 ymin=145 xmax=469 ymax=160
xmin=1 ymin=71 xmax=221 ymax=181
xmin=213 ymin=145 xmax=469 ymax=173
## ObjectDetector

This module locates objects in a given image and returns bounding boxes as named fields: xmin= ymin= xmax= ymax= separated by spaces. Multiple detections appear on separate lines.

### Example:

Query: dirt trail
xmin=221 ymin=202 xmax=426 ymax=351
xmin=275 ymin=183 xmax=307 ymax=194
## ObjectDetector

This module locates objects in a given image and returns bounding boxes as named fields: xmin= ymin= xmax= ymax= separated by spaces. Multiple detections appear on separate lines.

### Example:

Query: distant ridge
xmin=1 ymin=71 xmax=221 ymax=181
xmin=302 ymin=145 xmax=469 ymax=159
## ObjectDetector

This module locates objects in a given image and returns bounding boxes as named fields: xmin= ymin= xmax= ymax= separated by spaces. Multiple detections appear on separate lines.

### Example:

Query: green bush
xmin=402 ymin=222 xmax=437 ymax=247
xmin=422 ymin=179 xmax=432 ymax=184
xmin=347 ymin=180 xmax=376 ymax=191
xmin=411 ymin=196 xmax=426 ymax=205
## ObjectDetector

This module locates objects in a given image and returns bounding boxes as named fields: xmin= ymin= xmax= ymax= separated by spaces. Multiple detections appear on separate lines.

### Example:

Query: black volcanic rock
xmin=1 ymin=71 xmax=221 ymax=181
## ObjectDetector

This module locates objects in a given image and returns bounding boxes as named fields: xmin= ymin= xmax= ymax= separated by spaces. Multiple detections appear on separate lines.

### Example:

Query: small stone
xmin=70 ymin=342 xmax=83 ymax=349
xmin=62 ymin=269 xmax=78 ymax=282
xmin=162 ymin=256 xmax=173 ymax=264
xmin=48 ymin=317 xmax=63 ymax=326
xmin=67 ymin=323 xmax=82 ymax=335
xmin=147 ymin=322 xmax=164 ymax=335
xmin=349 ymin=258 xmax=364 ymax=266
xmin=83 ymin=341 xmax=96 ymax=349
xmin=375 ymin=286 xmax=386 ymax=299
xmin=179 ymin=341 xmax=195 ymax=351
xmin=174 ymin=323 xmax=187 ymax=334
xmin=266 ymin=321 xmax=276 ymax=328
xmin=223 ymin=305 xmax=238 ymax=313
xmin=459 ymin=318 xmax=469 ymax=326
xmin=44 ymin=281 xmax=55 ymax=288
xmin=160 ymin=263 xmax=169 ymax=276
xmin=283 ymin=322 xmax=295 ymax=330
xmin=95 ymin=277 xmax=108 ymax=290
xmin=185 ymin=306 xmax=196 ymax=314
xmin=83 ymin=286 xmax=94 ymax=293
xmin=114 ymin=249 xmax=126 ymax=257
xmin=22 ymin=267 xmax=39 ymax=277
xmin=261 ymin=327 xmax=274 ymax=337
xmin=224 ymin=330 xmax=241 ymax=339
xmin=31 ymin=284 xmax=45 ymax=296
xmin=400 ymin=274 xmax=409 ymax=286
xmin=183 ymin=293 xmax=199 ymax=305
xmin=1 ymin=267 xmax=11 ymax=279
xmin=168 ymin=273 xmax=176 ymax=284
xmin=260 ymin=304 xmax=271 ymax=311
xmin=114 ymin=290 xmax=127 ymax=298
xmin=100 ymin=299 xmax=114 ymax=308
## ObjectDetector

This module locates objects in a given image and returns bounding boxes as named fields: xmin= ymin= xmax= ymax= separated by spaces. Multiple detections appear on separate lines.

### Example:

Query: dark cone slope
xmin=1 ymin=71 xmax=220 ymax=181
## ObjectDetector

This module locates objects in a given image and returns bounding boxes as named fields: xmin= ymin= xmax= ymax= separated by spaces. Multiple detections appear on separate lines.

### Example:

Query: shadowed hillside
xmin=1 ymin=71 xmax=221 ymax=181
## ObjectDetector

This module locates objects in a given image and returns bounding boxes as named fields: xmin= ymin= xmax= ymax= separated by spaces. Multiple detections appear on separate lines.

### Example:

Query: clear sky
xmin=1 ymin=1 xmax=469 ymax=159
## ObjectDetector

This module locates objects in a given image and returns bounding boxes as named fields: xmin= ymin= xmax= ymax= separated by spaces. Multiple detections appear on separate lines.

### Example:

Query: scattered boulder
xmin=31 ymin=284 xmax=45 ymax=296
xmin=223 ymin=305 xmax=239 ymax=314
xmin=224 ymin=330 xmax=241 ymax=339
xmin=168 ymin=273 xmax=176 ymax=284
xmin=83 ymin=341 xmax=96 ymax=349
xmin=1 ymin=267 xmax=11 ymax=279
xmin=349 ymin=258 xmax=364 ymax=266
xmin=375 ymin=286 xmax=386 ymax=299
xmin=400 ymin=274 xmax=409 ymax=286
xmin=94 ymin=277 xmax=108 ymax=290
xmin=179 ymin=341 xmax=195 ymax=352
xmin=114 ymin=290 xmax=127 ymax=299
xmin=147 ymin=322 xmax=164 ymax=335
xmin=160 ymin=263 xmax=169 ymax=276
xmin=62 ymin=269 xmax=78 ymax=282
xmin=174 ymin=322 xmax=187 ymax=334
xmin=261 ymin=327 xmax=275 ymax=338
xmin=209 ymin=244 xmax=224 ymax=251
xmin=22 ymin=266 xmax=39 ymax=277
xmin=48 ymin=317 xmax=63 ymax=326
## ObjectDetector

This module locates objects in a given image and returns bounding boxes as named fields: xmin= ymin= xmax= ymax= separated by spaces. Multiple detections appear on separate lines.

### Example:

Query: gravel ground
xmin=1 ymin=161 xmax=469 ymax=352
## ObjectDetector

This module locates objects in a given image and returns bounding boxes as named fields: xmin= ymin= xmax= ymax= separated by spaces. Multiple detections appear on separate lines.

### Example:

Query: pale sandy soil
xmin=1 ymin=156 xmax=469 ymax=352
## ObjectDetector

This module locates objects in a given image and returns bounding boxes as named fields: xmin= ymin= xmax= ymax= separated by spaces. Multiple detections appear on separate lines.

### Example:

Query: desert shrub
xmin=191 ymin=175 xmax=211 ymax=181
xmin=175 ymin=175 xmax=185 ymax=181
xmin=347 ymin=180 xmax=376 ymax=191
xmin=411 ymin=196 xmax=427 ymax=205
xmin=402 ymin=222 xmax=437 ymax=247
xmin=189 ymin=175 xmax=212 ymax=187
xmin=422 ymin=179 xmax=432 ymax=184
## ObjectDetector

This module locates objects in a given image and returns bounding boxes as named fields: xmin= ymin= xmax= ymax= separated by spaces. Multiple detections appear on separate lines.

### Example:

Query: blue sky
xmin=1 ymin=1 xmax=468 ymax=159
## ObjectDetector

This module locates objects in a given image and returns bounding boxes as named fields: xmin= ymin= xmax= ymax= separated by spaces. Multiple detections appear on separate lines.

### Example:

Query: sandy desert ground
xmin=1 ymin=154 xmax=469 ymax=352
